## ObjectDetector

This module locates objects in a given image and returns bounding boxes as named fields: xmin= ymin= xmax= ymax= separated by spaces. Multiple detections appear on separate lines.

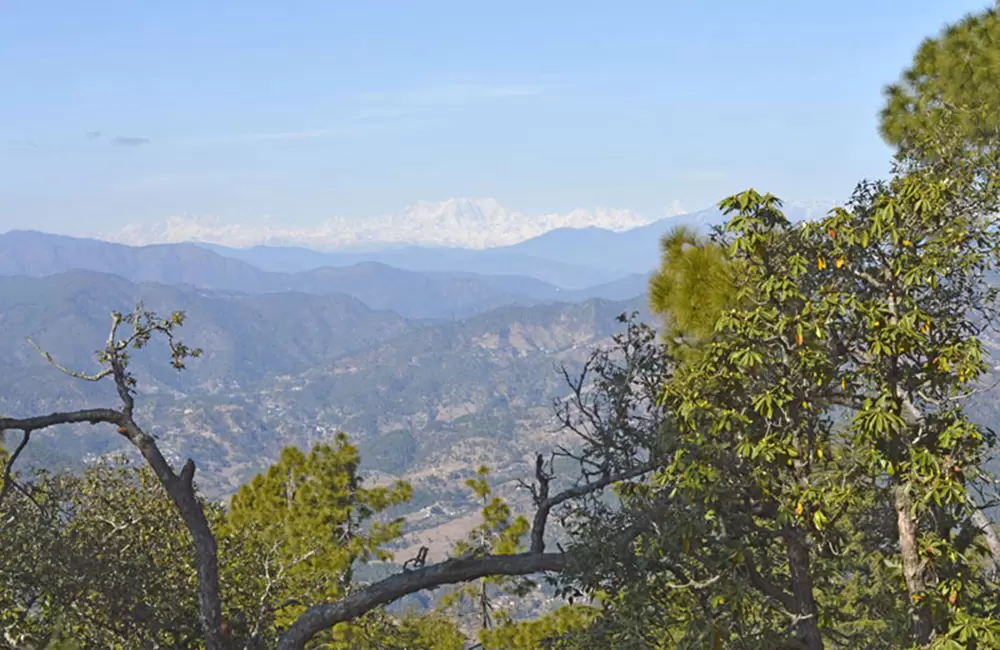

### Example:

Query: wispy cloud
xmin=113 ymin=170 xmax=284 ymax=192
xmin=235 ymin=127 xmax=359 ymax=141
xmin=76 ymin=81 xmax=552 ymax=151
xmin=356 ymin=82 xmax=550 ymax=108
xmin=111 ymin=135 xmax=151 ymax=147
xmin=176 ymin=125 xmax=362 ymax=147
xmin=84 ymin=131 xmax=152 ymax=147
xmin=408 ymin=82 xmax=548 ymax=105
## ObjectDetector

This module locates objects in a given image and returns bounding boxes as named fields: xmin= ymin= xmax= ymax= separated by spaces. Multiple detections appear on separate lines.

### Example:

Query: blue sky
xmin=0 ymin=0 xmax=991 ymax=235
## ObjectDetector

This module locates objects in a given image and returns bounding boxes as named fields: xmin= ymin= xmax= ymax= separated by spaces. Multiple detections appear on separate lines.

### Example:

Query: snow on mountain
xmin=102 ymin=198 xmax=659 ymax=250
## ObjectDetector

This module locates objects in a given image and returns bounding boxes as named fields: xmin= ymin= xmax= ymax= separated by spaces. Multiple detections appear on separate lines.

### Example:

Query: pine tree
xmin=881 ymin=5 xmax=1000 ymax=154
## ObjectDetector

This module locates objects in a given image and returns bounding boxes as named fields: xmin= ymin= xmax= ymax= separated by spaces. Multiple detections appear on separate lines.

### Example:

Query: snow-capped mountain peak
xmin=101 ymin=198 xmax=658 ymax=250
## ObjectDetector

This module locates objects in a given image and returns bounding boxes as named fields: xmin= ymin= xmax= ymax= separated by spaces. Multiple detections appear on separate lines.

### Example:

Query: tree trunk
xmin=131 ymin=429 xmax=227 ymax=650
xmin=186 ymin=496 xmax=226 ymax=650
xmin=784 ymin=531 xmax=824 ymax=650
xmin=894 ymin=485 xmax=932 ymax=645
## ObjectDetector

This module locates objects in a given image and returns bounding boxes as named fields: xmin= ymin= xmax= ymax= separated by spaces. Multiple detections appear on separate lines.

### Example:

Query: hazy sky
xmin=0 ymin=0 xmax=990 ymax=235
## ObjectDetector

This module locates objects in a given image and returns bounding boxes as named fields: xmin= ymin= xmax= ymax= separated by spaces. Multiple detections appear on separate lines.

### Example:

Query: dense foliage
xmin=0 ymin=460 xmax=208 ymax=649
xmin=4 ymin=5 xmax=1000 ymax=649
xmin=881 ymin=5 xmax=1000 ymax=153
xmin=531 ymin=122 xmax=1000 ymax=648
xmin=0 ymin=449 xmax=466 ymax=650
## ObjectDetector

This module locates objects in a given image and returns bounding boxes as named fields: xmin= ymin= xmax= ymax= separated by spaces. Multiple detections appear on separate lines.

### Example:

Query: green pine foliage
xmin=881 ymin=6 xmax=1000 ymax=152
xmin=479 ymin=603 xmax=599 ymax=649
xmin=0 ymin=443 xmax=465 ymax=650
xmin=648 ymin=225 xmax=735 ymax=359
xmin=437 ymin=465 xmax=533 ymax=634
xmin=218 ymin=434 xmax=420 ymax=646
xmin=6 ymin=6 xmax=1000 ymax=650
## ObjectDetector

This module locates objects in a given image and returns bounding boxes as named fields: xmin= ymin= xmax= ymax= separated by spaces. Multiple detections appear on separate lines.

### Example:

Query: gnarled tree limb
xmin=0 ymin=429 xmax=32 ymax=508
xmin=0 ymin=309 xmax=227 ymax=650
xmin=5 ymin=307 xmax=664 ymax=650
xmin=277 ymin=445 xmax=651 ymax=648
xmin=529 ymin=455 xmax=657 ymax=554
xmin=276 ymin=552 xmax=566 ymax=650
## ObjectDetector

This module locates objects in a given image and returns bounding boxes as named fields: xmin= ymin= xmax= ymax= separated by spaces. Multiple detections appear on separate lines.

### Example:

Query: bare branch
xmin=0 ymin=408 xmax=125 ymax=434
xmin=970 ymin=505 xmax=1000 ymax=573
xmin=529 ymin=459 xmax=658 ymax=554
xmin=180 ymin=459 xmax=196 ymax=489
xmin=917 ymin=378 xmax=1000 ymax=404
xmin=5 ymin=311 xmax=225 ymax=650
xmin=8 ymin=307 xmax=665 ymax=650
xmin=662 ymin=574 xmax=721 ymax=590
xmin=26 ymin=337 xmax=114 ymax=382
xmin=276 ymin=552 xmax=566 ymax=650
xmin=279 ymin=414 xmax=656 ymax=647
xmin=0 ymin=430 xmax=32 ymax=508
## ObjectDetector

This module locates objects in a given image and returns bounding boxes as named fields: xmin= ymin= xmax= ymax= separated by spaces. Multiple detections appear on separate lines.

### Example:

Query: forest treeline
xmin=3 ymin=5 xmax=1000 ymax=649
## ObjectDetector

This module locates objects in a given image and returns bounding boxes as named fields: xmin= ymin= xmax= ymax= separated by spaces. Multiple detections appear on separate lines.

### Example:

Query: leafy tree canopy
xmin=881 ymin=5 xmax=1000 ymax=153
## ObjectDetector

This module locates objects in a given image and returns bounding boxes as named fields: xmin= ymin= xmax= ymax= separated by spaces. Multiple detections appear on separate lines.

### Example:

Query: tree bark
xmin=784 ymin=531 xmax=824 ymax=650
xmin=276 ymin=552 xmax=566 ymax=650
xmin=894 ymin=485 xmax=932 ymax=644
xmin=129 ymin=434 xmax=226 ymax=650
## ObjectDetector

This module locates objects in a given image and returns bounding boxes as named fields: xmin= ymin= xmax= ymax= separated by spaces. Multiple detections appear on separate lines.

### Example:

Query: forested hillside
xmin=4 ymin=5 xmax=1000 ymax=650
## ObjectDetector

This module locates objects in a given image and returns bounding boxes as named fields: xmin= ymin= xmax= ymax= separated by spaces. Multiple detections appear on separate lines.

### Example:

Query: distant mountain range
xmin=188 ymin=201 xmax=832 ymax=286
xmin=102 ymin=197 xmax=658 ymax=250
xmin=6 ymin=268 xmax=997 ymax=549
xmin=5 ymin=200 xmax=833 ymax=294
xmin=0 ymin=196 xmax=849 ymax=560
xmin=0 ymin=230 xmax=649 ymax=319
xmin=0 ymin=271 xmax=412 ymax=400
xmin=195 ymin=241 xmax=620 ymax=289
xmin=5 ymin=196 xmax=1000 ymax=572
xmin=0 ymin=268 xmax=649 ymax=524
